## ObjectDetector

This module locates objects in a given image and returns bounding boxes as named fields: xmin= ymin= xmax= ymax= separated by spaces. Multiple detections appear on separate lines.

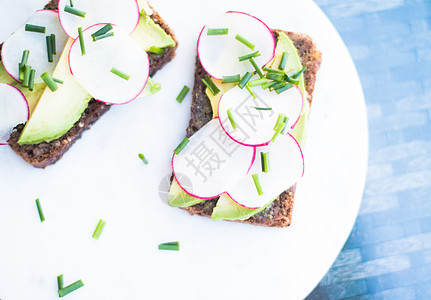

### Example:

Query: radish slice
xmin=0 ymin=84 xmax=29 ymax=145
xmin=172 ymin=118 xmax=255 ymax=199
xmin=68 ymin=24 xmax=149 ymax=105
xmin=227 ymin=133 xmax=304 ymax=209
xmin=57 ymin=0 xmax=139 ymax=38
xmin=1 ymin=10 xmax=68 ymax=84
xmin=197 ymin=11 xmax=276 ymax=80
xmin=218 ymin=84 xmax=303 ymax=147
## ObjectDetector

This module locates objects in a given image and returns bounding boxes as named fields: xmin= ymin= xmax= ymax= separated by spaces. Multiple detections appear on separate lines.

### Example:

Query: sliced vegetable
xmin=35 ymin=198 xmax=45 ymax=222
xmin=92 ymin=219 xmax=106 ymax=240
xmin=176 ymin=85 xmax=190 ymax=103
xmin=158 ymin=242 xmax=180 ymax=251
xmin=58 ymin=280 xmax=84 ymax=297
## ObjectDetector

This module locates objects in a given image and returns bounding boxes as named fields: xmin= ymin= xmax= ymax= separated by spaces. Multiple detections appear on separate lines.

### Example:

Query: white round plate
xmin=0 ymin=0 xmax=368 ymax=299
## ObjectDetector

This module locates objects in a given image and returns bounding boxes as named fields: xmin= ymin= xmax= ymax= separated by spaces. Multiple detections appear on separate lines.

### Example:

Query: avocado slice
xmin=212 ymin=194 xmax=274 ymax=221
xmin=167 ymin=179 xmax=206 ymax=207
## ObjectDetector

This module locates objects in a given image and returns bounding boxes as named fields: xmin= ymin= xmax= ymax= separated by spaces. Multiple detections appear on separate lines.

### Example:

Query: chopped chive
xmin=249 ymin=58 xmax=264 ymax=78
xmin=148 ymin=46 xmax=164 ymax=54
xmin=158 ymin=241 xmax=180 ymax=251
xmin=92 ymin=32 xmax=114 ymax=42
xmin=110 ymin=67 xmax=130 ymax=80
xmin=174 ymin=137 xmax=190 ymax=155
xmin=226 ymin=108 xmax=237 ymax=129
xmin=35 ymin=198 xmax=45 ymax=222
xmin=248 ymin=78 xmax=267 ymax=87
xmin=222 ymin=74 xmax=240 ymax=84
xmin=285 ymin=70 xmax=296 ymax=77
xmin=238 ymin=51 xmax=260 ymax=62
xmin=78 ymin=27 xmax=85 ymax=56
xmin=261 ymin=152 xmax=270 ymax=173
xmin=238 ymin=72 xmax=252 ymax=89
xmin=285 ymin=76 xmax=300 ymax=85
xmin=207 ymin=28 xmax=229 ymax=35
xmin=255 ymin=107 xmax=272 ymax=110
xmin=251 ymin=174 xmax=263 ymax=195
xmin=271 ymin=82 xmax=286 ymax=90
xmin=92 ymin=219 xmax=106 ymax=240
xmin=138 ymin=153 xmax=149 ymax=164
xmin=262 ymin=81 xmax=277 ymax=89
xmin=235 ymin=34 xmax=255 ymax=50
xmin=265 ymin=72 xmax=284 ymax=82
xmin=69 ymin=0 xmax=74 ymax=7
xmin=18 ymin=63 xmax=24 ymax=81
xmin=52 ymin=77 xmax=64 ymax=84
xmin=275 ymin=83 xmax=293 ymax=94
xmin=58 ymin=280 xmax=84 ymax=297
xmin=274 ymin=113 xmax=287 ymax=131
xmin=147 ymin=77 xmax=161 ymax=94
xmin=278 ymin=52 xmax=288 ymax=70
xmin=292 ymin=67 xmax=307 ymax=79
xmin=245 ymin=84 xmax=256 ymax=99
xmin=281 ymin=117 xmax=290 ymax=134
xmin=22 ymin=65 xmax=31 ymax=87
xmin=40 ymin=72 xmax=58 ymax=92
xmin=176 ymin=85 xmax=190 ymax=103
xmin=25 ymin=24 xmax=46 ymax=33
xmin=46 ymin=36 xmax=53 ymax=62
xmin=64 ymin=5 xmax=86 ymax=18
xmin=21 ymin=50 xmax=30 ymax=65
xmin=50 ymin=34 xmax=56 ymax=55
xmin=272 ymin=115 xmax=288 ymax=142
xmin=201 ymin=75 xmax=220 ymax=96
xmin=57 ymin=275 xmax=64 ymax=291
xmin=91 ymin=23 xmax=113 ymax=39
xmin=263 ymin=67 xmax=284 ymax=74
xmin=28 ymin=69 xmax=35 ymax=91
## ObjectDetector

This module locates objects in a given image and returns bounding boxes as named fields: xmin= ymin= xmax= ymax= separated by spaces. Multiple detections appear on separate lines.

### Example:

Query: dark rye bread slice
xmin=6 ymin=0 xmax=177 ymax=168
xmin=181 ymin=29 xmax=321 ymax=227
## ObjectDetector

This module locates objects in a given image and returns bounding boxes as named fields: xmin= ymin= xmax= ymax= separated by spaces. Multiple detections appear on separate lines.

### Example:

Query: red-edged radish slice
xmin=197 ymin=11 xmax=276 ymax=80
xmin=58 ymin=0 xmax=139 ymax=39
xmin=227 ymin=133 xmax=304 ymax=209
xmin=218 ymin=84 xmax=303 ymax=147
xmin=0 ymin=84 xmax=29 ymax=145
xmin=172 ymin=118 xmax=256 ymax=199
xmin=68 ymin=24 xmax=149 ymax=105
xmin=1 ymin=10 xmax=68 ymax=84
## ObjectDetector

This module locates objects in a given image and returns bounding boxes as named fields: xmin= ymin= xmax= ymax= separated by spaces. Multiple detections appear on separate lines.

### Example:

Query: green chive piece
xmin=147 ymin=77 xmax=161 ymax=94
xmin=278 ymin=52 xmax=288 ymax=70
xmin=274 ymin=113 xmax=287 ymax=131
xmin=58 ymin=280 xmax=84 ymax=297
xmin=57 ymin=275 xmax=64 ymax=291
xmin=22 ymin=65 xmax=31 ymax=87
xmin=35 ymin=198 xmax=45 ymax=222
xmin=201 ymin=75 xmax=220 ymax=96
xmin=52 ymin=77 xmax=64 ymax=84
xmin=92 ymin=219 xmax=106 ymax=240
xmin=158 ymin=241 xmax=180 ymax=251
xmin=46 ymin=36 xmax=53 ymax=62
xmin=207 ymin=28 xmax=228 ymax=35
xmin=261 ymin=152 xmax=270 ymax=173
xmin=28 ymin=69 xmax=35 ymax=91
xmin=238 ymin=51 xmax=260 ymax=62
xmin=25 ymin=24 xmax=46 ymax=33
xmin=285 ymin=76 xmax=300 ymax=85
xmin=251 ymin=174 xmax=263 ymax=195
xmin=91 ymin=23 xmax=113 ymax=39
xmin=138 ymin=153 xmax=149 ymax=164
xmin=245 ymin=84 xmax=256 ymax=99
xmin=272 ymin=115 xmax=288 ymax=142
xmin=174 ymin=137 xmax=190 ymax=155
xmin=110 ymin=67 xmax=130 ymax=80
xmin=271 ymin=82 xmax=286 ymax=90
xmin=92 ymin=32 xmax=114 ymax=42
xmin=262 ymin=81 xmax=277 ymax=90
xmin=235 ymin=34 xmax=255 ymax=50
xmin=21 ymin=50 xmax=30 ymax=65
xmin=248 ymin=78 xmax=267 ymax=87
xmin=222 ymin=74 xmax=241 ymax=84
xmin=69 ymin=0 xmax=74 ymax=7
xmin=266 ymin=72 xmax=284 ymax=82
xmin=18 ymin=63 xmax=24 ymax=81
xmin=275 ymin=83 xmax=293 ymax=94
xmin=78 ymin=27 xmax=85 ymax=56
xmin=40 ymin=72 xmax=58 ymax=92
xmin=255 ymin=107 xmax=272 ymax=111
xmin=249 ymin=58 xmax=264 ymax=78
xmin=226 ymin=108 xmax=237 ymax=129
xmin=64 ymin=5 xmax=86 ymax=18
xmin=176 ymin=85 xmax=190 ymax=103
xmin=238 ymin=72 xmax=252 ymax=89
xmin=263 ymin=67 xmax=284 ymax=74
xmin=292 ymin=67 xmax=307 ymax=79
xmin=148 ymin=46 xmax=164 ymax=54
xmin=281 ymin=117 xmax=290 ymax=134
xmin=50 ymin=34 xmax=56 ymax=55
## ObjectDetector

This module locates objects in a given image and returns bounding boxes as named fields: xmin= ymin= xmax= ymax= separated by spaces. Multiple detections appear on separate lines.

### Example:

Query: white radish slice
xmin=0 ymin=84 xmax=29 ymax=145
xmin=172 ymin=118 xmax=256 ymax=199
xmin=68 ymin=24 xmax=149 ymax=105
xmin=227 ymin=133 xmax=304 ymax=209
xmin=58 ymin=0 xmax=139 ymax=38
xmin=1 ymin=10 xmax=68 ymax=84
xmin=197 ymin=11 xmax=276 ymax=80
xmin=218 ymin=84 xmax=303 ymax=147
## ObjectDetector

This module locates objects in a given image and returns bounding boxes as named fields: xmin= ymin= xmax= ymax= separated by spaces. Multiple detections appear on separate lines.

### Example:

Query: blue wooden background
xmin=307 ymin=0 xmax=431 ymax=299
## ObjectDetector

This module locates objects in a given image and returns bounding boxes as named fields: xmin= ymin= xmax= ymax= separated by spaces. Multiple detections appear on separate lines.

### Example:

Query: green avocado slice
xmin=167 ymin=179 xmax=206 ymax=207
xmin=211 ymin=194 xmax=274 ymax=221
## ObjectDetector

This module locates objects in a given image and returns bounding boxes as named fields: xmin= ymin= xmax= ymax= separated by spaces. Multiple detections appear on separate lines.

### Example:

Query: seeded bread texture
xmin=6 ymin=0 xmax=178 ymax=168
xmin=181 ymin=30 xmax=321 ymax=227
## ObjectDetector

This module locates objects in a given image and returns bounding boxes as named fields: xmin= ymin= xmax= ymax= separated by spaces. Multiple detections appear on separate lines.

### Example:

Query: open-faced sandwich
xmin=0 ymin=0 xmax=177 ymax=168
xmin=167 ymin=11 xmax=321 ymax=227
